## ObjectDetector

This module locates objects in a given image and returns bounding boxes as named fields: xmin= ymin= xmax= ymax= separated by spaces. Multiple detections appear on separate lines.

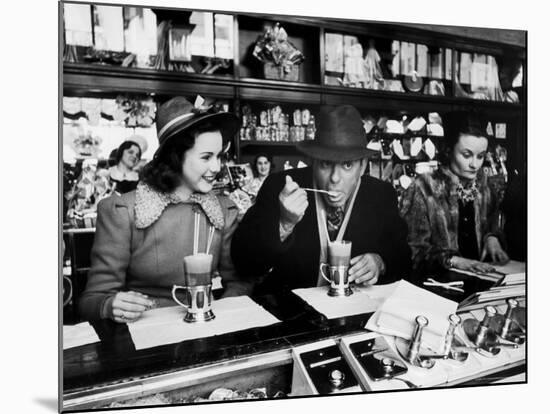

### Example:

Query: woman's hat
xmin=155 ymin=96 xmax=239 ymax=155
xmin=124 ymin=134 xmax=148 ymax=154
xmin=297 ymin=105 xmax=377 ymax=162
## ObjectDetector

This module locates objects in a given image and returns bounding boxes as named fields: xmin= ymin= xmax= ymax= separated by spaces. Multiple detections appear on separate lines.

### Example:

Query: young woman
xmin=79 ymin=97 xmax=252 ymax=322
xmin=108 ymin=139 xmax=142 ymax=194
xmin=400 ymin=111 xmax=509 ymax=276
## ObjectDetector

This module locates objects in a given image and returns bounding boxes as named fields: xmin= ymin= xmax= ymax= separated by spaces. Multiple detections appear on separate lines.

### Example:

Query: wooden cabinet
xmin=62 ymin=6 xmax=526 ymax=176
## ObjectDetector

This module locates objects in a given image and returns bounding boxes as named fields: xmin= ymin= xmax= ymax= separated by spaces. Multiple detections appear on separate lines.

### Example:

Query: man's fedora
xmin=297 ymin=105 xmax=376 ymax=161
xmin=155 ymin=96 xmax=239 ymax=156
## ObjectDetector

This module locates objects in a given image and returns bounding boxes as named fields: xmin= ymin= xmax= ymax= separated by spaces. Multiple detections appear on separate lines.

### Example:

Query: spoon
xmin=302 ymin=188 xmax=340 ymax=197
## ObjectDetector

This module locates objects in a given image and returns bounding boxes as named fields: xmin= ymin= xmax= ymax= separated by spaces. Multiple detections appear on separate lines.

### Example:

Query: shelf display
xmin=63 ymin=96 xmax=159 ymax=162
xmin=252 ymin=22 xmax=305 ymax=81
xmin=239 ymin=104 xmax=316 ymax=143
xmin=62 ymin=3 xmax=525 ymax=208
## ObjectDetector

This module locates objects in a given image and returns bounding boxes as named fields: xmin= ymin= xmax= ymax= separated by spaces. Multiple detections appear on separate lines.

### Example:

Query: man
xmin=231 ymin=105 xmax=411 ymax=294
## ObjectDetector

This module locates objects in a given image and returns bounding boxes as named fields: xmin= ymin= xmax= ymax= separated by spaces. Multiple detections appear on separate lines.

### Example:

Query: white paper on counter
xmin=128 ymin=296 xmax=280 ymax=350
xmin=365 ymin=280 xmax=458 ymax=353
xmin=292 ymin=282 xmax=399 ymax=320
xmin=63 ymin=322 xmax=100 ymax=350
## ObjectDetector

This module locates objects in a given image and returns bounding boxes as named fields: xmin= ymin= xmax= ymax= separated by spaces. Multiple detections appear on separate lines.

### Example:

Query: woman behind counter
xmin=79 ymin=97 xmax=251 ymax=322
xmin=400 ymin=111 xmax=509 ymax=277
xmin=108 ymin=139 xmax=142 ymax=194
xmin=245 ymin=153 xmax=273 ymax=198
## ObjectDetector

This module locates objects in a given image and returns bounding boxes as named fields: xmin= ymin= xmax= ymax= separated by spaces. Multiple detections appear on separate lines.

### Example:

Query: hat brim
xmin=296 ymin=140 xmax=377 ymax=162
xmin=155 ymin=112 xmax=240 ymax=157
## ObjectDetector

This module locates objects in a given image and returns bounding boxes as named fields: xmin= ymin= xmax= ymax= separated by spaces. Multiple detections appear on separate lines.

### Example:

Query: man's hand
xmin=481 ymin=236 xmax=510 ymax=265
xmin=348 ymin=253 xmax=385 ymax=286
xmin=279 ymin=175 xmax=308 ymax=229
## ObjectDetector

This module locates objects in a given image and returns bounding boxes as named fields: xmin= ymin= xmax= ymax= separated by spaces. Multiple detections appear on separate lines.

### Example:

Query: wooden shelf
xmin=240 ymin=141 xmax=298 ymax=148
xmin=61 ymin=9 xmax=526 ymax=175
xmin=63 ymin=63 xmax=523 ymax=116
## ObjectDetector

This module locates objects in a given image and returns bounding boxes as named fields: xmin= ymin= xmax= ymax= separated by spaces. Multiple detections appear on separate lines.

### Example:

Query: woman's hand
xmin=451 ymin=256 xmax=496 ymax=274
xmin=110 ymin=291 xmax=154 ymax=323
xmin=348 ymin=253 xmax=385 ymax=286
xmin=481 ymin=236 xmax=510 ymax=265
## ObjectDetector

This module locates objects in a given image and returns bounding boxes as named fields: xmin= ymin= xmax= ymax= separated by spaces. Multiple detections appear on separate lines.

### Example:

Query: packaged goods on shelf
xmin=239 ymin=105 xmax=315 ymax=143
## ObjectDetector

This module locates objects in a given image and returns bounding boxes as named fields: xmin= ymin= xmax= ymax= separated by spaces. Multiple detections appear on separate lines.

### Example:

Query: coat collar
xmin=134 ymin=182 xmax=225 ymax=230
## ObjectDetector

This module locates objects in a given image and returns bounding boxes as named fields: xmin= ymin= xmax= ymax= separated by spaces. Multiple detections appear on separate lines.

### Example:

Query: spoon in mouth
xmin=302 ymin=188 xmax=340 ymax=197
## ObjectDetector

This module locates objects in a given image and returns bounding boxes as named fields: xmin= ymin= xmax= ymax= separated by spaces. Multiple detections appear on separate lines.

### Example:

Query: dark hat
xmin=155 ymin=96 xmax=239 ymax=155
xmin=296 ymin=105 xmax=376 ymax=162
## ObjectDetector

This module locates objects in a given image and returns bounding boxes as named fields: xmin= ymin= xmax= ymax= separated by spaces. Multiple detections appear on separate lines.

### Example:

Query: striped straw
xmin=206 ymin=226 xmax=215 ymax=255
xmin=193 ymin=212 xmax=200 ymax=255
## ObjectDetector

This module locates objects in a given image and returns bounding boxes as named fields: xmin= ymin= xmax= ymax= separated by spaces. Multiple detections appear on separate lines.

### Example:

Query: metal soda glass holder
xmin=172 ymin=283 xmax=215 ymax=323
xmin=320 ymin=263 xmax=353 ymax=297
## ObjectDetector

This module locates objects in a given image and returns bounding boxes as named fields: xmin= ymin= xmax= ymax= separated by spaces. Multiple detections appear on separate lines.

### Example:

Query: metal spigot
xmin=407 ymin=315 xmax=428 ymax=363
xmin=443 ymin=314 xmax=461 ymax=356
xmin=501 ymin=298 xmax=518 ymax=338
xmin=474 ymin=305 xmax=496 ymax=347
xmin=394 ymin=315 xmax=436 ymax=368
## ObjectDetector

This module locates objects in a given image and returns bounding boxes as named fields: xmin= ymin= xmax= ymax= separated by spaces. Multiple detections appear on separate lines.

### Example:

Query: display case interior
xmin=62 ymin=3 xmax=526 ymax=214
xmin=237 ymin=15 xmax=320 ymax=84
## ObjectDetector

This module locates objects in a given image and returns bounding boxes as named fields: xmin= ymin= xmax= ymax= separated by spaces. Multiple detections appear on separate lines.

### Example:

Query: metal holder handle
xmin=171 ymin=285 xmax=189 ymax=308
xmin=319 ymin=263 xmax=332 ymax=284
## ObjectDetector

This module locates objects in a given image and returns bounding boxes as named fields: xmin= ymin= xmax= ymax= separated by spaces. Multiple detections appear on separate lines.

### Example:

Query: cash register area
xmin=62 ymin=261 xmax=526 ymax=410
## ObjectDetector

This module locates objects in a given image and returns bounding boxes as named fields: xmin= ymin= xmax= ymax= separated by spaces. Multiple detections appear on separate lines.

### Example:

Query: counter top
xmin=62 ymin=273 xmax=525 ymax=409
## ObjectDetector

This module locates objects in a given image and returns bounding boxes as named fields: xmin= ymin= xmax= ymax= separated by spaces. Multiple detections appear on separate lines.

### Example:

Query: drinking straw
xmin=206 ymin=226 xmax=215 ymax=255
xmin=193 ymin=212 xmax=200 ymax=255
xmin=226 ymin=164 xmax=234 ymax=186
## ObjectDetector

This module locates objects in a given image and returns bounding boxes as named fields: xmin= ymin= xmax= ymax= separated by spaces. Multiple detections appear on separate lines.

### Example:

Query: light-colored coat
xmin=79 ymin=186 xmax=250 ymax=320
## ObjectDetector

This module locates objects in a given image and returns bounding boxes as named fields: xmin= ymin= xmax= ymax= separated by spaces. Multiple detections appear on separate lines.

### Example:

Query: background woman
xmin=108 ymin=139 xmax=142 ymax=194
xmin=79 ymin=97 xmax=251 ymax=322
xmin=400 ymin=111 xmax=509 ymax=276
xmin=245 ymin=153 xmax=273 ymax=198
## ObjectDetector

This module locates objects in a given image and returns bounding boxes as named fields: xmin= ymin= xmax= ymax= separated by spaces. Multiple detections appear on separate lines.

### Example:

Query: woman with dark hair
xmin=244 ymin=153 xmax=273 ymax=198
xmin=108 ymin=139 xmax=142 ymax=194
xmin=400 ymin=111 xmax=509 ymax=276
xmin=79 ymin=97 xmax=251 ymax=322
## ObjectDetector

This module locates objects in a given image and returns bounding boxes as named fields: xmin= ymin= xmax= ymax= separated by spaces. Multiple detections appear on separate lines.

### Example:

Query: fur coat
xmin=399 ymin=166 xmax=503 ymax=275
